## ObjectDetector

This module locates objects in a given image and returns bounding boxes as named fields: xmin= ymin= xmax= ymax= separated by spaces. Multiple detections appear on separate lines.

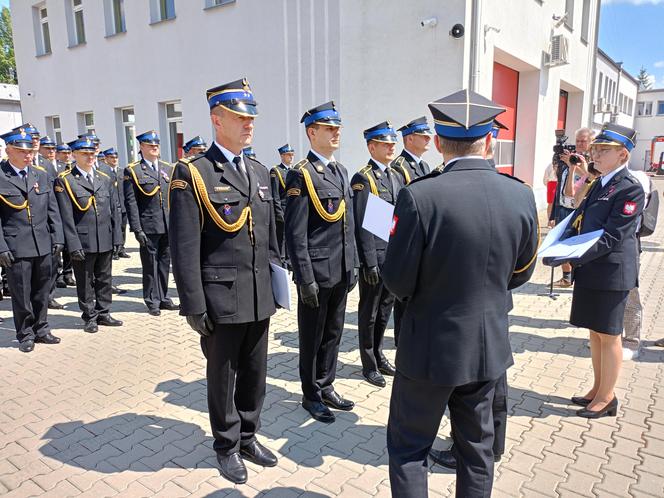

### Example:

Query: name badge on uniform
xmin=327 ymin=199 xmax=334 ymax=213
xmin=214 ymin=186 xmax=231 ymax=192
xmin=223 ymin=204 xmax=232 ymax=215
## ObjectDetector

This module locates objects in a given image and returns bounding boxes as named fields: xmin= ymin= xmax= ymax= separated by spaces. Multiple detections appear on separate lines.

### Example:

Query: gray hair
xmin=575 ymin=127 xmax=595 ymax=139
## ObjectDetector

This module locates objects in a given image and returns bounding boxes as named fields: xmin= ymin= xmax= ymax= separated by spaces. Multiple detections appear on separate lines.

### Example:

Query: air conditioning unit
xmin=594 ymin=98 xmax=606 ymax=113
xmin=603 ymin=102 xmax=613 ymax=113
xmin=611 ymin=104 xmax=619 ymax=114
xmin=545 ymin=34 xmax=570 ymax=67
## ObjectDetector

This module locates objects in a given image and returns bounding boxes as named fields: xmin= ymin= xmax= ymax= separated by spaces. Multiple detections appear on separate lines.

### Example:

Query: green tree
xmin=637 ymin=66 xmax=652 ymax=90
xmin=0 ymin=7 xmax=17 ymax=84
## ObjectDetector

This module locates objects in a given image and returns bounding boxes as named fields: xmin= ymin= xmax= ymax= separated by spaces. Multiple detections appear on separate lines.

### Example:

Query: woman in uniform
xmin=566 ymin=123 xmax=645 ymax=418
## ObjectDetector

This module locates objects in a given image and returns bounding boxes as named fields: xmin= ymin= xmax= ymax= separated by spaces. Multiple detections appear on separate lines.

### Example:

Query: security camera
xmin=420 ymin=17 xmax=438 ymax=28
xmin=450 ymin=23 xmax=465 ymax=38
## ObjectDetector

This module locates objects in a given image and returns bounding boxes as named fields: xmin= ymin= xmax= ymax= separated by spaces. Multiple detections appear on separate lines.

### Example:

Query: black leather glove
xmin=542 ymin=257 xmax=565 ymax=268
xmin=52 ymin=244 xmax=64 ymax=256
xmin=299 ymin=281 xmax=319 ymax=308
xmin=363 ymin=266 xmax=380 ymax=286
xmin=70 ymin=249 xmax=86 ymax=261
xmin=186 ymin=312 xmax=213 ymax=337
xmin=0 ymin=251 xmax=14 ymax=268
xmin=135 ymin=231 xmax=148 ymax=247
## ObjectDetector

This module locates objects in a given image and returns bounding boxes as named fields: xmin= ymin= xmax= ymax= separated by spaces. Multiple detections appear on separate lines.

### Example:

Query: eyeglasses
xmin=591 ymin=147 xmax=620 ymax=156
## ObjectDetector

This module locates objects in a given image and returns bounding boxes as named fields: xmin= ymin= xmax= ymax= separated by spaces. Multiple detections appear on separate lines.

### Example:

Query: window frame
xmin=120 ymin=107 xmax=137 ymax=164
xmin=72 ymin=0 xmax=86 ymax=45
xmin=36 ymin=5 xmax=52 ymax=56
xmin=657 ymin=101 xmax=664 ymax=116
xmin=164 ymin=101 xmax=183 ymax=162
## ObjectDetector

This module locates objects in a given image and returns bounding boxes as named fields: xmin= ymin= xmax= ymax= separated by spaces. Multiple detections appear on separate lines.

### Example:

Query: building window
xmin=151 ymin=0 xmax=176 ymax=23
xmin=33 ymin=4 xmax=51 ymax=55
xmin=104 ymin=0 xmax=126 ymax=36
xmin=120 ymin=107 xmax=137 ymax=164
xmin=205 ymin=0 xmax=236 ymax=7
xmin=637 ymin=102 xmax=653 ymax=116
xmin=162 ymin=101 xmax=183 ymax=162
xmin=77 ymin=111 xmax=95 ymax=134
xmin=46 ymin=116 xmax=63 ymax=144
xmin=564 ymin=0 xmax=574 ymax=29
xmin=658 ymin=101 xmax=664 ymax=116
xmin=73 ymin=0 xmax=86 ymax=44
xmin=580 ymin=0 xmax=590 ymax=42
xmin=627 ymin=98 xmax=633 ymax=116
xmin=597 ymin=72 xmax=603 ymax=99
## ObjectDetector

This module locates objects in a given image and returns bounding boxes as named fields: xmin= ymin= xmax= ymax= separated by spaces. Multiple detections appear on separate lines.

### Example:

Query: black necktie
xmin=19 ymin=170 xmax=27 ymax=187
xmin=328 ymin=161 xmax=341 ymax=186
xmin=418 ymin=160 xmax=427 ymax=176
xmin=233 ymin=156 xmax=248 ymax=187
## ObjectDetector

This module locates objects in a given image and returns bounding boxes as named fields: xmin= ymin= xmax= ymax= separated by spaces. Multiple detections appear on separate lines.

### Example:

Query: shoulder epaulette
xmin=58 ymin=169 xmax=72 ymax=178
xmin=96 ymin=169 xmax=110 ymax=178
xmin=498 ymin=172 xmax=525 ymax=184
xmin=178 ymin=157 xmax=193 ymax=165
xmin=359 ymin=164 xmax=372 ymax=175
xmin=393 ymin=156 xmax=405 ymax=167
xmin=33 ymin=164 xmax=46 ymax=172
xmin=293 ymin=159 xmax=308 ymax=171
xmin=128 ymin=160 xmax=140 ymax=169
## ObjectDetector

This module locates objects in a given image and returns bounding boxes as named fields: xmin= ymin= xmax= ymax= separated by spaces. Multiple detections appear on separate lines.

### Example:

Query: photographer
xmin=549 ymin=127 xmax=595 ymax=287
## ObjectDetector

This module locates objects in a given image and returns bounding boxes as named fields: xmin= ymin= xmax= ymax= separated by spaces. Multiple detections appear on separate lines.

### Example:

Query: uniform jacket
xmin=38 ymin=155 xmax=60 ymax=182
xmin=98 ymin=162 xmax=125 ymax=216
xmin=123 ymin=158 xmax=172 ymax=234
xmin=0 ymin=160 xmax=63 ymax=258
xmin=169 ymin=143 xmax=281 ymax=325
xmin=55 ymin=167 xmax=121 ymax=254
xmin=351 ymin=159 xmax=403 ymax=269
xmin=269 ymin=163 xmax=289 ymax=223
xmin=285 ymin=151 xmax=358 ymax=288
xmin=382 ymin=158 xmax=539 ymax=386
xmin=564 ymin=167 xmax=645 ymax=291
xmin=390 ymin=149 xmax=431 ymax=185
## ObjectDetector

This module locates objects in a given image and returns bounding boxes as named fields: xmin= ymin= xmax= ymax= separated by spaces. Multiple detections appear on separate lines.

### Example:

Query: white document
xmin=362 ymin=193 xmax=395 ymax=242
xmin=270 ymin=263 xmax=292 ymax=311
xmin=537 ymin=212 xmax=573 ymax=254
xmin=538 ymin=229 xmax=604 ymax=260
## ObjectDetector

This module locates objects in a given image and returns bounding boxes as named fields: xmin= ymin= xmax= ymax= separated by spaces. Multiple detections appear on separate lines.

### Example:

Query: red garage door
xmin=492 ymin=62 xmax=519 ymax=175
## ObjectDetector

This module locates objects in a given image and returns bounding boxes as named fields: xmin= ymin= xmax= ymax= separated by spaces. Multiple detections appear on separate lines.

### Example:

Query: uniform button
xmin=255 ymin=268 xmax=259 ymax=274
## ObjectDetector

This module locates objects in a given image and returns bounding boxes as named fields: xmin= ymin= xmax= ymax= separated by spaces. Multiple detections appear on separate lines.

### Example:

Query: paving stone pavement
xmin=1 ymin=177 xmax=664 ymax=497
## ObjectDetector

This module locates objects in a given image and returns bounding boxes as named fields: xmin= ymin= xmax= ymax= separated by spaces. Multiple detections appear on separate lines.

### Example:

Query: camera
xmin=552 ymin=131 xmax=577 ymax=164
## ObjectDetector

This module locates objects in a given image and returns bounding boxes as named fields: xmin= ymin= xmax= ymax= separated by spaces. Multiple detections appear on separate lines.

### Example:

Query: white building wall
xmin=633 ymin=89 xmax=664 ymax=170
xmin=592 ymin=52 xmax=638 ymax=129
xmin=11 ymin=0 xmax=599 ymax=207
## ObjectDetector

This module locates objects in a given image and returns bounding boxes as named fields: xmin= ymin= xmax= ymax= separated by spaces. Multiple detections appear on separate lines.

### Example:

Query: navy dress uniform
xmin=100 ymin=148 xmax=128 ymax=258
xmin=55 ymin=143 xmax=75 ymax=287
xmin=55 ymin=138 xmax=123 ymax=333
xmin=38 ymin=135 xmax=59 ymax=180
xmin=55 ymin=144 xmax=73 ymax=174
xmin=182 ymin=136 xmax=208 ymax=159
xmin=390 ymin=117 xmax=433 ymax=346
xmin=383 ymin=90 xmax=539 ymax=498
xmin=123 ymin=131 xmax=177 ymax=315
xmin=350 ymin=122 xmax=402 ymax=387
xmin=285 ymin=101 xmax=359 ymax=423
xmin=270 ymin=143 xmax=294 ymax=261
xmin=566 ymin=124 xmax=645 ymax=336
xmin=170 ymin=79 xmax=280 ymax=484
xmin=0 ymin=129 xmax=64 ymax=352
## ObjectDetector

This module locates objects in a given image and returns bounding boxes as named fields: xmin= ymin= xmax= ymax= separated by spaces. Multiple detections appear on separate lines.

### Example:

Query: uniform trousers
xmin=393 ymin=299 xmax=405 ymax=347
xmin=275 ymin=219 xmax=287 ymax=263
xmin=139 ymin=233 xmax=171 ymax=311
xmin=388 ymin=371 xmax=497 ymax=498
xmin=49 ymin=251 xmax=62 ymax=300
xmin=358 ymin=276 xmax=394 ymax=372
xmin=200 ymin=319 xmax=269 ymax=455
xmin=297 ymin=281 xmax=349 ymax=402
xmin=7 ymin=254 xmax=52 ymax=342
xmin=72 ymin=250 xmax=113 ymax=321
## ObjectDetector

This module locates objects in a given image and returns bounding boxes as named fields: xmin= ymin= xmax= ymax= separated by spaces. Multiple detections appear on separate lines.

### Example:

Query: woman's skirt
xmin=570 ymin=286 xmax=630 ymax=335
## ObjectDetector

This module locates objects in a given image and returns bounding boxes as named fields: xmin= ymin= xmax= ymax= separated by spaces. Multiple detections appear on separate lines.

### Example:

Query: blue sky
xmin=600 ymin=0 xmax=664 ymax=87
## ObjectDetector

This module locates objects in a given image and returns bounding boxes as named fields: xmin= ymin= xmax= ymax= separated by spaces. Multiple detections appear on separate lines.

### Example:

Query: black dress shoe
xmin=19 ymin=340 xmax=34 ymax=353
xmin=83 ymin=321 xmax=98 ymax=333
xmin=112 ymin=253 xmax=119 ymax=260
xmin=571 ymin=396 xmax=593 ymax=407
xmin=378 ymin=360 xmax=396 ymax=377
xmin=240 ymin=441 xmax=278 ymax=467
xmin=576 ymin=398 xmax=618 ymax=418
xmin=111 ymin=286 xmax=127 ymax=295
xmin=216 ymin=453 xmax=247 ymax=484
xmin=302 ymin=398 xmax=335 ymax=423
xmin=97 ymin=315 xmax=123 ymax=327
xmin=55 ymin=279 xmax=67 ymax=289
xmin=48 ymin=299 xmax=64 ymax=310
xmin=63 ymin=276 xmax=76 ymax=286
xmin=3 ymin=287 xmax=11 ymax=297
xmin=159 ymin=301 xmax=180 ymax=311
xmin=363 ymin=370 xmax=386 ymax=388
xmin=119 ymin=249 xmax=131 ymax=258
xmin=322 ymin=390 xmax=355 ymax=411
xmin=35 ymin=332 xmax=61 ymax=344
xmin=429 ymin=448 xmax=457 ymax=469
xmin=148 ymin=309 xmax=161 ymax=316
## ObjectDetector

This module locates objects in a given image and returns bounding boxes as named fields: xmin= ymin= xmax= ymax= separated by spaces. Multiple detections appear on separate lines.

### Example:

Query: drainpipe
xmin=468 ymin=0 xmax=482 ymax=91
xmin=588 ymin=0 xmax=601 ymax=127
